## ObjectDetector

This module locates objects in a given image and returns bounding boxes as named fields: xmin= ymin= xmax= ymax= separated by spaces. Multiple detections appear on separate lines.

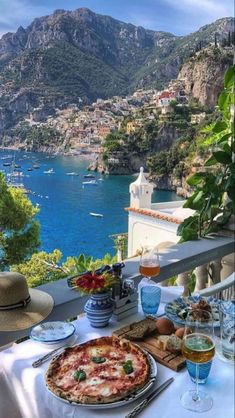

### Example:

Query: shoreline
xmin=0 ymin=146 xmax=96 ymax=160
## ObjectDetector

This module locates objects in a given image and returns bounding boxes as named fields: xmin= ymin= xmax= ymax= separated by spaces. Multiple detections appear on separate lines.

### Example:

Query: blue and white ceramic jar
xmin=84 ymin=291 xmax=114 ymax=328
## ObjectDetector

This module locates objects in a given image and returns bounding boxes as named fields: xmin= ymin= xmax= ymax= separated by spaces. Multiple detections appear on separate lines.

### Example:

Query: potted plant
xmin=70 ymin=271 xmax=117 ymax=327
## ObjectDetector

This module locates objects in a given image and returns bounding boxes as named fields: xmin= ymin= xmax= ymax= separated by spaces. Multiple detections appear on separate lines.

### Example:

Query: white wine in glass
xmin=181 ymin=309 xmax=215 ymax=413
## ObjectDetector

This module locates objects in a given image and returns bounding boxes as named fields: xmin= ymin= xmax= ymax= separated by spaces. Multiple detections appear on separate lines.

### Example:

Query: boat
xmin=33 ymin=164 xmax=40 ymax=169
xmin=82 ymin=180 xmax=98 ymax=186
xmin=3 ymin=162 xmax=12 ymax=167
xmin=66 ymin=172 xmax=79 ymax=176
xmin=43 ymin=169 xmax=55 ymax=174
xmin=11 ymin=172 xmax=24 ymax=177
xmin=1 ymin=155 xmax=13 ymax=160
xmin=83 ymin=174 xmax=95 ymax=179
xmin=89 ymin=212 xmax=103 ymax=217
xmin=27 ymin=168 xmax=33 ymax=171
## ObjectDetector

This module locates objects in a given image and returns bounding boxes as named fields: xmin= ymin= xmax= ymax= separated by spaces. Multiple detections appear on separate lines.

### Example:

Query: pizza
xmin=45 ymin=336 xmax=151 ymax=404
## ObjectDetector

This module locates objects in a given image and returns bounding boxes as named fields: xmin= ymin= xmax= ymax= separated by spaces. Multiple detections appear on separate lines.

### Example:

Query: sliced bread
xmin=124 ymin=318 xmax=156 ymax=341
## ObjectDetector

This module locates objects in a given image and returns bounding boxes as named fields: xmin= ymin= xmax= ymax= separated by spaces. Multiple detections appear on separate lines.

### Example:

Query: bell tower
xmin=129 ymin=167 xmax=153 ymax=209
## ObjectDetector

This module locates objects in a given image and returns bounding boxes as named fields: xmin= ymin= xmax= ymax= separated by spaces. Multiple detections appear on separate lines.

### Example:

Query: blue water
xmin=0 ymin=150 xmax=182 ymax=259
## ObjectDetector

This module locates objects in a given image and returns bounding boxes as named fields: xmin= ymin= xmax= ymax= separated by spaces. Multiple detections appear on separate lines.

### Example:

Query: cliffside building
xmin=126 ymin=167 xmax=194 ymax=257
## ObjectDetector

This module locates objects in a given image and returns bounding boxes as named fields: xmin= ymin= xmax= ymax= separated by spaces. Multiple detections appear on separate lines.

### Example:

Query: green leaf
xmin=91 ymin=357 xmax=106 ymax=364
xmin=213 ymin=151 xmax=232 ymax=164
xmin=187 ymin=173 xmax=206 ymax=186
xmin=217 ymin=133 xmax=232 ymax=144
xmin=224 ymin=66 xmax=235 ymax=89
xmin=205 ymin=155 xmax=217 ymax=166
xmin=123 ymin=360 xmax=133 ymax=374
xmin=200 ymin=124 xmax=214 ymax=133
xmin=212 ymin=121 xmax=228 ymax=133
xmin=193 ymin=190 xmax=204 ymax=203
xmin=73 ymin=369 xmax=86 ymax=381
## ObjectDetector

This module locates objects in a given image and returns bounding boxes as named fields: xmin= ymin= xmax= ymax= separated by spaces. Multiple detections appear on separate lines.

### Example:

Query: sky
xmin=0 ymin=0 xmax=234 ymax=38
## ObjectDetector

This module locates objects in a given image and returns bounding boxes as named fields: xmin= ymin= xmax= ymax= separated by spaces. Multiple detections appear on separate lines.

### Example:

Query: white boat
xmin=66 ymin=172 xmax=79 ymax=176
xmin=82 ymin=180 xmax=98 ymax=186
xmin=43 ymin=169 xmax=54 ymax=174
xmin=89 ymin=212 xmax=103 ymax=217
xmin=83 ymin=174 xmax=95 ymax=179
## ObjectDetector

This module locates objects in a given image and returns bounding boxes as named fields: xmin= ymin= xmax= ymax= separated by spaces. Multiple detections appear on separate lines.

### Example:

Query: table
xmin=0 ymin=309 xmax=234 ymax=418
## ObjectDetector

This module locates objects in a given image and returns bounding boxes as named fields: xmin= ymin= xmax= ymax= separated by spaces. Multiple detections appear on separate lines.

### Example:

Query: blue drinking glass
xmin=141 ymin=285 xmax=161 ymax=315
xmin=186 ymin=360 xmax=212 ymax=384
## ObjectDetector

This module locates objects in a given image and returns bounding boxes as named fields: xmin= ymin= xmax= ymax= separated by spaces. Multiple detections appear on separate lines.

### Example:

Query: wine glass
xmin=139 ymin=246 xmax=160 ymax=280
xmin=139 ymin=247 xmax=161 ymax=316
xmin=181 ymin=309 xmax=215 ymax=413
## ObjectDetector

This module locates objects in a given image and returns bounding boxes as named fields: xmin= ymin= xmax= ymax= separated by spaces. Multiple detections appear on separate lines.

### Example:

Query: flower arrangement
xmin=69 ymin=271 xmax=117 ymax=295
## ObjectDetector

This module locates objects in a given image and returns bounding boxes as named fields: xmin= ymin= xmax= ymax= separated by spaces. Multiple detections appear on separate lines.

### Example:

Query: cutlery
xmin=125 ymin=377 xmax=174 ymax=418
xmin=32 ymin=344 xmax=70 ymax=368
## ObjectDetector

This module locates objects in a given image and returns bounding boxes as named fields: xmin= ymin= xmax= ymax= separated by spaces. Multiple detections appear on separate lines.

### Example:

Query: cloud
xmin=164 ymin=0 xmax=233 ymax=19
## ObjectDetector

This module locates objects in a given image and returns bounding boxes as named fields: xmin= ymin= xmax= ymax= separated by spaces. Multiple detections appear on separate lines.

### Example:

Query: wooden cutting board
xmin=113 ymin=318 xmax=186 ymax=372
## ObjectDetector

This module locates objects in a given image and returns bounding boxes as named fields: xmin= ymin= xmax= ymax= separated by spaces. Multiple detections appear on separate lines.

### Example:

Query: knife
xmin=125 ymin=377 xmax=174 ymax=418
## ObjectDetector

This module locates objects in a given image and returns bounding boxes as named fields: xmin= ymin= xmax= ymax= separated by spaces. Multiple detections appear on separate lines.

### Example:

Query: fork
xmin=32 ymin=344 xmax=70 ymax=368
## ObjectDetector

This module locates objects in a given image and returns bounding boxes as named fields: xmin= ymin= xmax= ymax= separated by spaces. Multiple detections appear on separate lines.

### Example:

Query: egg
xmin=156 ymin=318 xmax=175 ymax=335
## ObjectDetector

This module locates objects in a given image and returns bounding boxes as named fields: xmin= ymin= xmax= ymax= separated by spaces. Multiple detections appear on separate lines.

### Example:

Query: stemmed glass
xmin=181 ymin=309 xmax=215 ymax=413
xmin=139 ymin=246 xmax=160 ymax=280
xmin=139 ymin=247 xmax=161 ymax=316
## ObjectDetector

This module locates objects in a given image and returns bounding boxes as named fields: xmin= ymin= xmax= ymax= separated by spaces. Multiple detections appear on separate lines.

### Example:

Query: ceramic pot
xmin=84 ymin=291 xmax=114 ymax=328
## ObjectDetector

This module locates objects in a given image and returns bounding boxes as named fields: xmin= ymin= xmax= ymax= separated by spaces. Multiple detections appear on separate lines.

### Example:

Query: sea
xmin=0 ymin=150 xmax=182 ymax=260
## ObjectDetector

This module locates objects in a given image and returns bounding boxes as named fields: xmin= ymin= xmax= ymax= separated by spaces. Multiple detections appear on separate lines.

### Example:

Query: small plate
xmin=165 ymin=295 xmax=221 ymax=327
xmin=46 ymin=352 xmax=157 ymax=409
xmin=30 ymin=321 xmax=75 ymax=343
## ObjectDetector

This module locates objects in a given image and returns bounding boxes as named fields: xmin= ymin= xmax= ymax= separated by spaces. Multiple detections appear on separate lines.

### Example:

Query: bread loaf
xmin=166 ymin=335 xmax=182 ymax=353
xmin=155 ymin=335 xmax=170 ymax=350
xmin=155 ymin=334 xmax=182 ymax=353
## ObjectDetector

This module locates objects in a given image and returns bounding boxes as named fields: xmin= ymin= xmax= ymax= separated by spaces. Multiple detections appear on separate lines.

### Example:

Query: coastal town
xmin=1 ymin=72 xmax=206 ymax=158
xmin=30 ymin=76 xmax=203 ymax=156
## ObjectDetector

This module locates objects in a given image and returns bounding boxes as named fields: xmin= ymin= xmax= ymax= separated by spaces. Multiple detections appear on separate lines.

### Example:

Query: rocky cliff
xmin=178 ymin=47 xmax=233 ymax=106
xmin=0 ymin=8 xmax=233 ymax=137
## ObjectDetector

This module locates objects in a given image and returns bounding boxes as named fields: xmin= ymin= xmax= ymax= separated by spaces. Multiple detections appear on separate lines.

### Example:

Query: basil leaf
xmin=91 ymin=356 xmax=106 ymax=363
xmin=123 ymin=360 xmax=133 ymax=374
xmin=73 ymin=369 xmax=86 ymax=381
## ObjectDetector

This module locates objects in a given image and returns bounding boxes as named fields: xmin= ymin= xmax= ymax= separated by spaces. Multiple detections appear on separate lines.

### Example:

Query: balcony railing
xmin=0 ymin=234 xmax=234 ymax=347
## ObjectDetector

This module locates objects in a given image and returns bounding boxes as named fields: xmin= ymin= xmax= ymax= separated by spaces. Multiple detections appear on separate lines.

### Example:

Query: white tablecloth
xmin=0 ymin=308 xmax=234 ymax=418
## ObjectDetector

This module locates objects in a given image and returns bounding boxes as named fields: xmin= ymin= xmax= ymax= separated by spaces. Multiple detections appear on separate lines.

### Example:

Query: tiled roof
xmin=125 ymin=207 xmax=182 ymax=224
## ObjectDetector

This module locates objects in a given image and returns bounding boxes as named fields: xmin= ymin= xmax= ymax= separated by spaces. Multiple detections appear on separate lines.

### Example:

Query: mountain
xmin=0 ymin=8 xmax=234 ymax=135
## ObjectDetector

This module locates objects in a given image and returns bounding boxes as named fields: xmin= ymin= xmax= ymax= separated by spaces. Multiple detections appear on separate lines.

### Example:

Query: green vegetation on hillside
xmin=0 ymin=173 xmax=40 ymax=269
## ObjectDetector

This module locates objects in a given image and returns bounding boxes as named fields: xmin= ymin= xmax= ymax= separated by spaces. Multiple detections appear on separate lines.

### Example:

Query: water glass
xmin=140 ymin=285 xmax=161 ymax=315
xmin=220 ymin=301 xmax=235 ymax=362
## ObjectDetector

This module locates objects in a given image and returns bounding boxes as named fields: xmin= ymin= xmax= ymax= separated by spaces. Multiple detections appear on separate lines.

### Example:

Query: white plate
xmin=46 ymin=352 xmax=158 ymax=409
xmin=30 ymin=321 xmax=75 ymax=343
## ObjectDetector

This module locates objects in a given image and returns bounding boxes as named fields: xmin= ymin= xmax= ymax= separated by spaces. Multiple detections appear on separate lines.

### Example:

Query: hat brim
xmin=0 ymin=288 xmax=54 ymax=331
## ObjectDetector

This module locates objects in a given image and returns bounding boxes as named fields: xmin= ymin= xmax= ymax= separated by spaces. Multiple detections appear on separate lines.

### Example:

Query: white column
xmin=176 ymin=271 xmax=191 ymax=296
xmin=209 ymin=259 xmax=222 ymax=286
xmin=194 ymin=264 xmax=208 ymax=292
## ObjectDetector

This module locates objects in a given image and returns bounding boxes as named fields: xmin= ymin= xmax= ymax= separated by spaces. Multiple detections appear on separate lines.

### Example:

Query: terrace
xmin=0 ymin=169 xmax=234 ymax=347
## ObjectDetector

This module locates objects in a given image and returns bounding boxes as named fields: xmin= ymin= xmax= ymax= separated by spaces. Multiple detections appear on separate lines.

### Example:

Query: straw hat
xmin=0 ymin=272 xmax=54 ymax=331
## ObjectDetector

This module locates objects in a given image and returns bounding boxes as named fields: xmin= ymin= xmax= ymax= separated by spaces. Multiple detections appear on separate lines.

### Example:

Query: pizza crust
xmin=45 ymin=336 xmax=151 ymax=404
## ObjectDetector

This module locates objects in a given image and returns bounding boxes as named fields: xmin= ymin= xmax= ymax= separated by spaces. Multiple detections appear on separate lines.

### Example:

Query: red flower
xmin=74 ymin=273 xmax=106 ymax=293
